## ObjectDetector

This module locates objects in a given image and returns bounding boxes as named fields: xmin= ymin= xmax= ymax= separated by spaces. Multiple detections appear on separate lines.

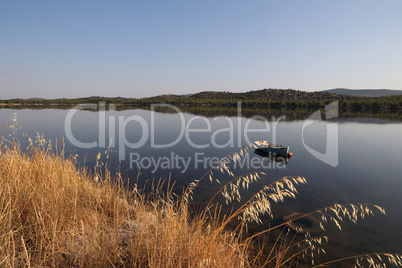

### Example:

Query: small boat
xmin=254 ymin=149 xmax=290 ymax=164
xmin=254 ymin=141 xmax=291 ymax=157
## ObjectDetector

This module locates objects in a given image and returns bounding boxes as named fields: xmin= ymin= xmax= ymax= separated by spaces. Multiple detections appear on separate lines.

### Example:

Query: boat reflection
xmin=254 ymin=148 xmax=291 ymax=165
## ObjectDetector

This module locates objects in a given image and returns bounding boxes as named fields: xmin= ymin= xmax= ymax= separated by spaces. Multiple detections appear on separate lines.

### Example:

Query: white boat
xmin=254 ymin=141 xmax=290 ymax=156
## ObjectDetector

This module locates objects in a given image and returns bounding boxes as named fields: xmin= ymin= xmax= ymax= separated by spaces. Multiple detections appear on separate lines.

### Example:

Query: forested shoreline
xmin=1 ymin=88 xmax=401 ymax=111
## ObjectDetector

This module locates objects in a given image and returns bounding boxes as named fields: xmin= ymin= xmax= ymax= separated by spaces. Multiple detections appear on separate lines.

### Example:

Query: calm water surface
xmin=1 ymin=108 xmax=401 ymax=264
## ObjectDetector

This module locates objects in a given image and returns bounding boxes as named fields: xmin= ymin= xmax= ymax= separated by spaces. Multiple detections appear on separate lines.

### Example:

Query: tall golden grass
xmin=1 ymin=120 xmax=401 ymax=267
xmin=0 ymin=139 xmax=251 ymax=267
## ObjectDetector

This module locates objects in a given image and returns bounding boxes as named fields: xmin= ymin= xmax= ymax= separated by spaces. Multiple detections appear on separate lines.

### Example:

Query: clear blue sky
xmin=1 ymin=0 xmax=401 ymax=99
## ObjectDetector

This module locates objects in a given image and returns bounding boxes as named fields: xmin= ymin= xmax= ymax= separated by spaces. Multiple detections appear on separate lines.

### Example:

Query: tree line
xmin=1 ymin=89 xmax=401 ymax=111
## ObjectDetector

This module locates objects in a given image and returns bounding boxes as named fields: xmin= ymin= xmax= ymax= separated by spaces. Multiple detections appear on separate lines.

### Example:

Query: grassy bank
xmin=0 ymin=140 xmax=249 ymax=267
xmin=1 ymin=134 xmax=402 ymax=267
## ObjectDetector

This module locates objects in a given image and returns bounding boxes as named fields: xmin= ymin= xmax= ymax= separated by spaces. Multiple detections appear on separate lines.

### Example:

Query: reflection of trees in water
xmin=149 ymin=106 xmax=402 ymax=122
xmin=1 ymin=105 xmax=401 ymax=121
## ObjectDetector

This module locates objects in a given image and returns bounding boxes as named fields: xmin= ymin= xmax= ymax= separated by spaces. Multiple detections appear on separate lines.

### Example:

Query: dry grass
xmin=0 ymin=137 xmax=248 ymax=267
xmin=1 ymin=120 xmax=401 ymax=267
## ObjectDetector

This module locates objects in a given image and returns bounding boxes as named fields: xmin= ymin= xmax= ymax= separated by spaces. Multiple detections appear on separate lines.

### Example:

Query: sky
xmin=1 ymin=0 xmax=402 ymax=99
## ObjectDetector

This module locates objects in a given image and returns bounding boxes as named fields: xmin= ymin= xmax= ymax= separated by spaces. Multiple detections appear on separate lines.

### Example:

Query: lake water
xmin=1 ymin=106 xmax=402 ymax=264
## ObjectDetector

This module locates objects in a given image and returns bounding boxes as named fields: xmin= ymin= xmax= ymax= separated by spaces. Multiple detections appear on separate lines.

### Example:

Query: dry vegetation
xmin=0 ymin=137 xmax=249 ymax=267
xmin=1 ymin=118 xmax=402 ymax=267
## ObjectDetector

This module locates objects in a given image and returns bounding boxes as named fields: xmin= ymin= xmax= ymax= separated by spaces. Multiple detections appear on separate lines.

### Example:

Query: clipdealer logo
xmin=64 ymin=102 xmax=285 ymax=161
xmin=64 ymin=101 xmax=339 ymax=167
xmin=302 ymin=101 xmax=339 ymax=167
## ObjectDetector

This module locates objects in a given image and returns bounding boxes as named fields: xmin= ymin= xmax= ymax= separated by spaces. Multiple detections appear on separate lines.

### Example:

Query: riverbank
xmin=0 ymin=140 xmax=249 ymax=267
xmin=1 ymin=88 xmax=401 ymax=111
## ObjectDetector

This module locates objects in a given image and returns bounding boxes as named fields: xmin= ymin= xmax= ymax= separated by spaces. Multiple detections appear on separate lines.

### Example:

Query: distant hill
xmin=150 ymin=94 xmax=183 ymax=99
xmin=191 ymin=88 xmax=336 ymax=102
xmin=27 ymin=98 xmax=47 ymax=101
xmin=137 ymin=88 xmax=401 ymax=111
xmin=181 ymin=93 xmax=194 ymax=97
xmin=1 ymin=88 xmax=401 ymax=111
xmin=324 ymin=88 xmax=402 ymax=97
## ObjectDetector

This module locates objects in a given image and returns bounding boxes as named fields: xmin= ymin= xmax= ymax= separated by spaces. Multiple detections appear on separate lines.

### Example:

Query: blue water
xmin=1 ymin=108 xmax=401 ymax=264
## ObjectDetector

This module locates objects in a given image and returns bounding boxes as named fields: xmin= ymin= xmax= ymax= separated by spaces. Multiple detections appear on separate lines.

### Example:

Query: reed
xmin=1 ymin=122 xmax=401 ymax=267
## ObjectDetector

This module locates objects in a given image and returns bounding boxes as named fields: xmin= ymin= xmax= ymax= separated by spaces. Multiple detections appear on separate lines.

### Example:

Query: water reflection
xmin=0 ymin=107 xmax=402 ymax=264
xmin=2 ymin=105 xmax=402 ymax=121
xmin=254 ymin=148 xmax=291 ymax=165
